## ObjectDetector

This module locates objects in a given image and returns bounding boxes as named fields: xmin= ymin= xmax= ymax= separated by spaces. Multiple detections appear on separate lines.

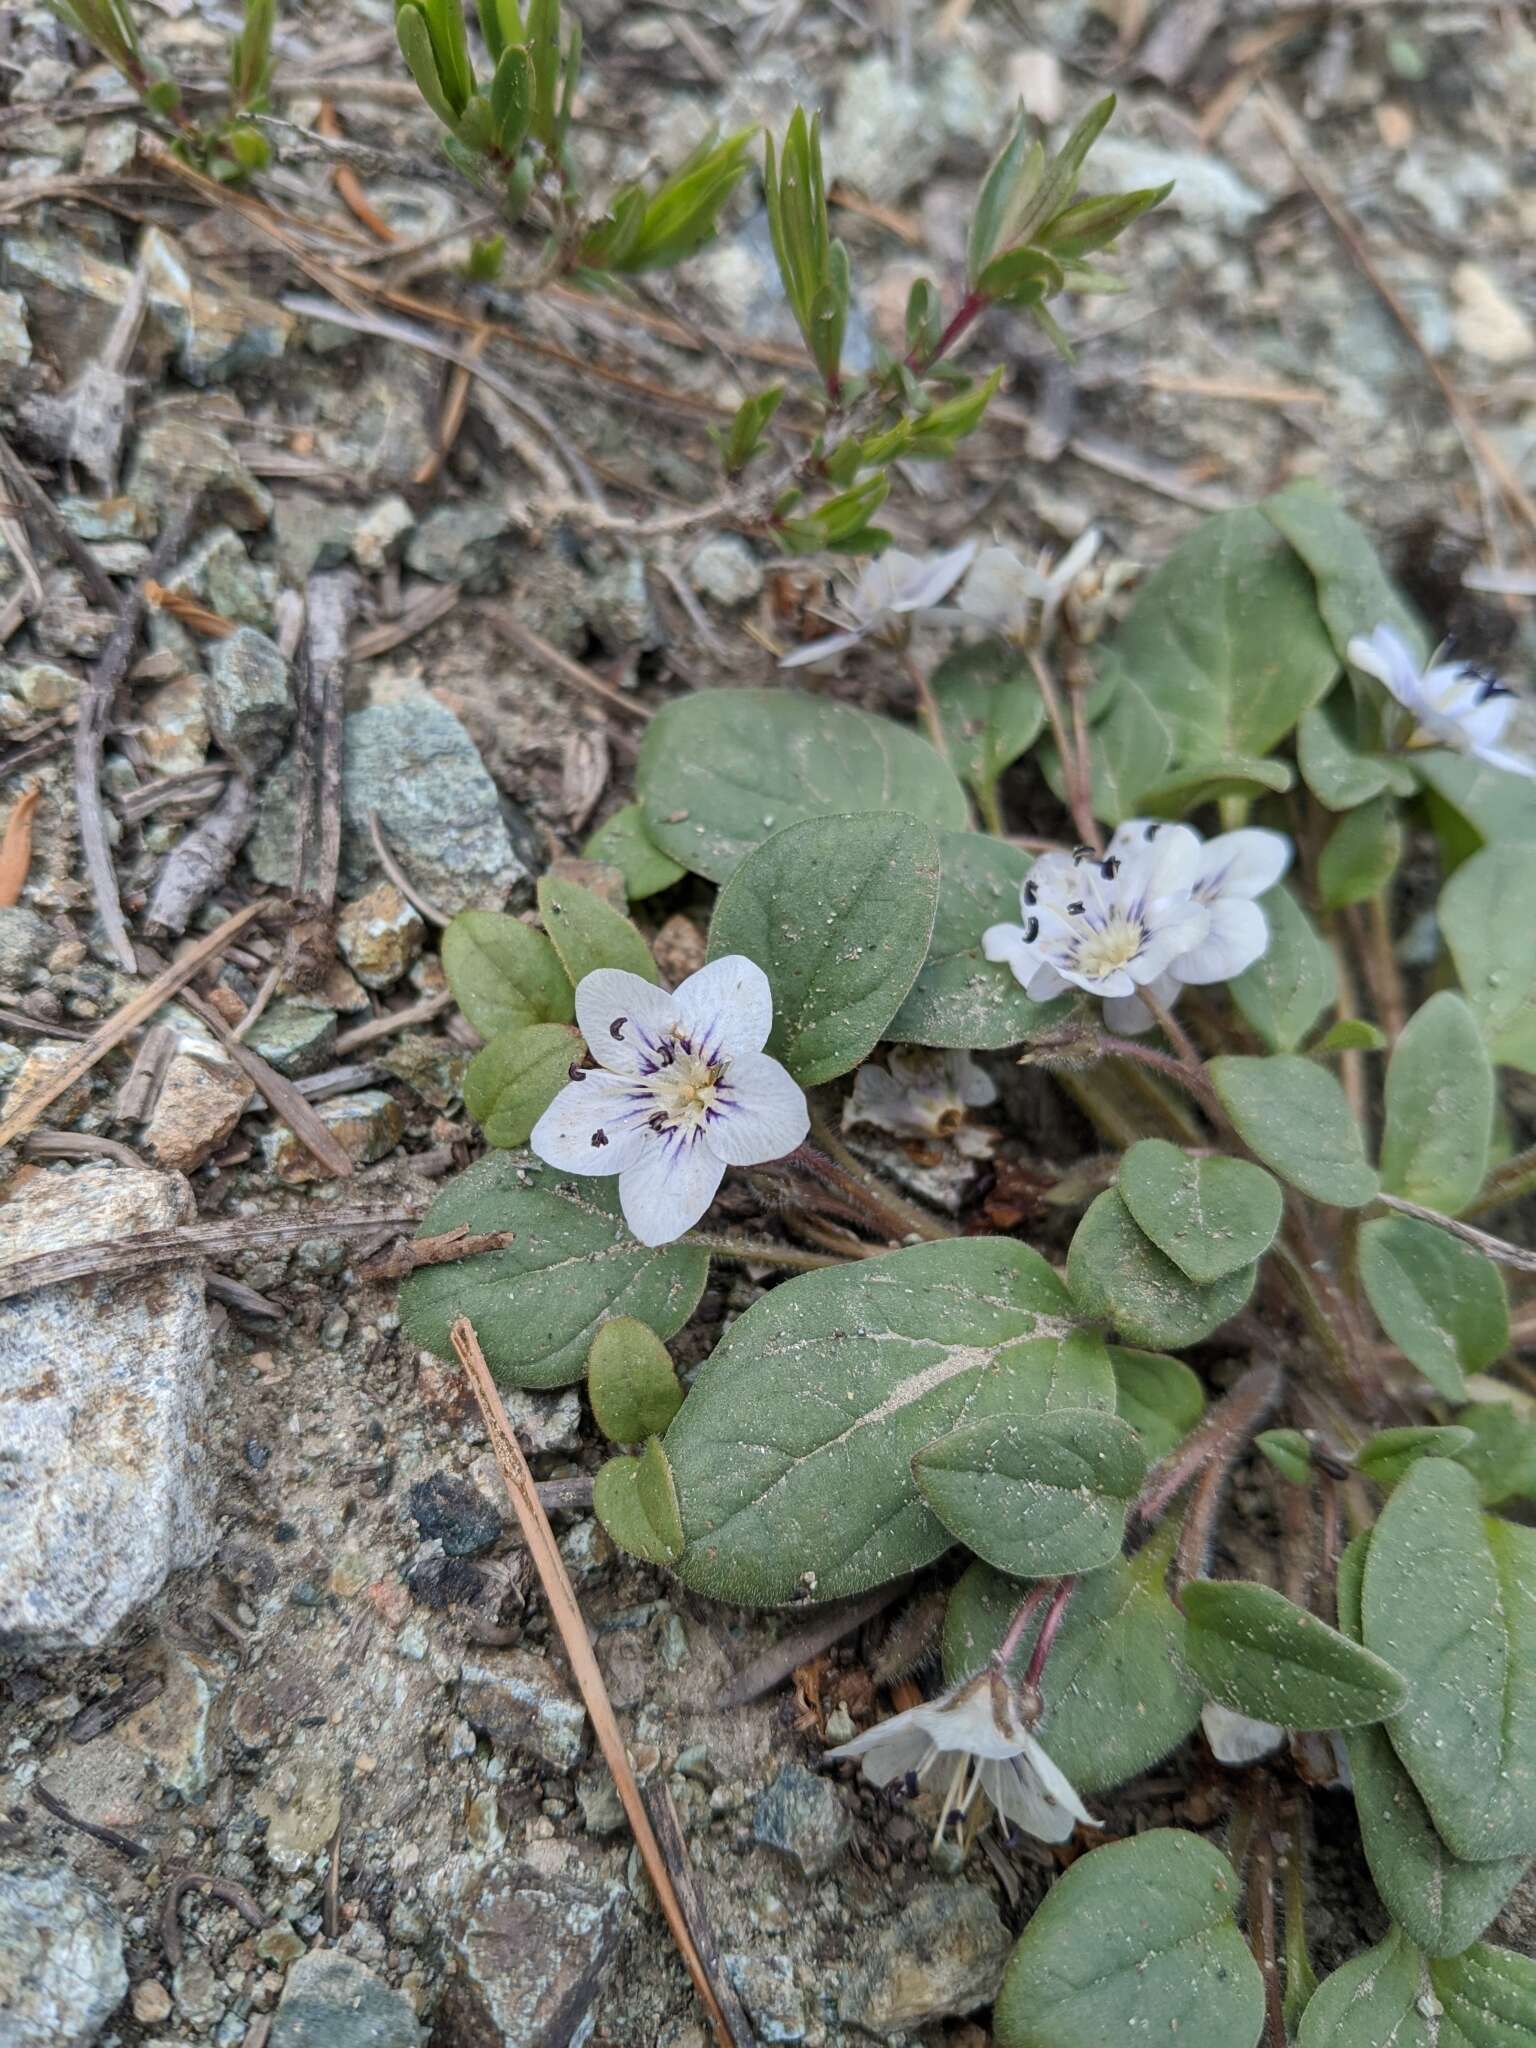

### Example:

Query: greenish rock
xmin=315 ymin=373 xmax=436 ymax=486
xmin=3 ymin=661 xmax=78 ymax=711
xmin=435 ymin=1863 xmax=625 ymax=2048
xmin=249 ymin=699 xmax=534 ymax=914
xmin=204 ymin=628 xmax=292 ymax=776
xmin=0 ymin=1858 xmax=127 ymax=2048
xmin=351 ymin=496 xmax=416 ymax=573
xmin=404 ymin=501 xmax=513 ymax=590
xmin=377 ymin=1033 xmax=468 ymax=1109
xmin=590 ymin=554 xmax=659 ymax=647
xmin=0 ymin=908 xmax=52 ymax=989
xmin=261 ymin=1090 xmax=403 ymax=1183
xmin=138 ymin=224 xmax=293 ymax=386
xmin=838 ymin=1884 xmax=1011 ymax=2038
xmin=268 ymin=1952 xmax=419 ymax=2048
xmin=123 ymin=418 xmax=271 ymax=533
xmin=57 ymin=496 xmax=156 ymax=541
xmin=0 ymin=288 xmax=31 ymax=391
xmin=458 ymin=1651 xmax=589 ymax=1771
xmin=166 ymin=526 xmax=277 ymax=632
xmin=725 ymin=1953 xmax=805 ymax=2043
xmin=246 ymin=1002 xmax=337 ymax=1078
xmin=270 ymin=492 xmax=358 ymax=585
xmin=751 ymin=1764 xmax=852 ymax=1878
xmin=688 ymin=533 xmax=764 ymax=606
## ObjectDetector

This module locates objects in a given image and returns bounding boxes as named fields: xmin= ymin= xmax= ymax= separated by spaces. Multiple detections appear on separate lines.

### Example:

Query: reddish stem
xmin=994 ymin=1581 xmax=1052 ymax=1671
xmin=911 ymin=290 xmax=988 ymax=373
xmin=1022 ymin=1578 xmax=1075 ymax=1692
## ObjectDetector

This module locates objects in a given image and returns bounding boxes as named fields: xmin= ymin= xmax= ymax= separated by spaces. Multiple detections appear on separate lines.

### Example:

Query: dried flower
xmin=779 ymin=542 xmax=978 ymax=668
xmin=842 ymin=1048 xmax=998 ymax=1158
xmin=958 ymin=529 xmax=1100 ymax=647
xmin=1348 ymin=623 xmax=1535 ymax=780
xmin=1201 ymin=1701 xmax=1285 ymax=1767
xmin=529 ymin=957 xmax=808 ymax=1246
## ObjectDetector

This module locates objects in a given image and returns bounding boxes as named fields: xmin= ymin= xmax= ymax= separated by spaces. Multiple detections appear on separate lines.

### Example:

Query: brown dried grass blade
xmin=0 ymin=784 xmax=41 ymax=906
xmin=450 ymin=1316 xmax=741 ymax=2048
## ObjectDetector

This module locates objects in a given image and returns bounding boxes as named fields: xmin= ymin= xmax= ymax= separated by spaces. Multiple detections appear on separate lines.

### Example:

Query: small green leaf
xmin=1135 ymin=754 xmax=1295 ymax=818
xmin=1442 ymin=846 xmax=1536 ymax=1076
xmin=1417 ymin=750 xmax=1536 ymax=856
xmin=1318 ymin=795 xmax=1403 ymax=908
xmin=463 ymin=1021 xmax=581 ymax=1147
xmin=1454 ymin=1399 xmax=1536 ymax=1507
xmin=1074 ymin=674 xmax=1175 ymax=824
xmin=1118 ymin=1140 xmax=1283 ymax=1284
xmin=1296 ymin=693 xmax=1413 ymax=811
xmin=400 ymin=1154 xmax=708 ymax=1388
xmin=1431 ymin=1942 xmax=1536 ymax=2042
xmin=912 ymin=1406 xmax=1146 ymax=1579
xmin=593 ymin=1439 xmax=685 ymax=1565
xmin=930 ymin=641 xmax=1044 ymax=800
xmin=1358 ymin=1216 xmax=1508 ymax=1402
xmin=706 ymin=812 xmax=940 ymax=1087
xmin=1296 ymin=1929 xmax=1431 ymax=2048
xmin=582 ymin=803 xmax=686 ymax=901
xmin=1362 ymin=1457 xmax=1536 ymax=1863
xmin=1261 ymin=480 xmax=1424 ymax=665
xmin=1107 ymin=1346 xmax=1204 ymax=1460
xmin=994 ymin=1830 xmax=1264 ymax=2048
xmin=1380 ymin=993 xmax=1494 ymax=1215
xmin=637 ymin=688 xmax=967 ymax=884
xmin=943 ymin=1526 xmax=1201 ymax=1796
xmin=1229 ymin=888 xmax=1335 ymax=1053
xmin=1067 ymin=1190 xmax=1257 ymax=1350
xmin=1355 ymin=1426 xmax=1477 ymax=1489
xmin=489 ymin=41 xmax=532 ymax=151
xmin=1207 ymin=1055 xmax=1378 ymax=1207
xmin=536 ymin=873 xmax=658 ymax=987
xmin=1183 ymin=1579 xmax=1408 ymax=1730
xmin=396 ymin=2 xmax=460 ymax=127
xmin=1317 ymin=1018 xmax=1388 ymax=1053
xmin=441 ymin=909 xmax=574 ymax=1039
xmin=1256 ymin=1429 xmax=1313 ymax=1484
xmin=888 ymin=831 xmax=1073 ymax=1051
xmin=587 ymin=1316 xmax=684 ymax=1442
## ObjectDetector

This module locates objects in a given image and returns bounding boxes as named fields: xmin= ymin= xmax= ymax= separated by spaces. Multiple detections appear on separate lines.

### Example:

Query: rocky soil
xmin=2 ymin=0 xmax=1534 ymax=2043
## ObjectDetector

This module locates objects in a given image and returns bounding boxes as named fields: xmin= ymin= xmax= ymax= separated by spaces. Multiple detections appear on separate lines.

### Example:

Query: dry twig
xmin=144 ymin=779 xmax=256 ymax=936
xmin=178 ymin=989 xmax=357 ymax=1179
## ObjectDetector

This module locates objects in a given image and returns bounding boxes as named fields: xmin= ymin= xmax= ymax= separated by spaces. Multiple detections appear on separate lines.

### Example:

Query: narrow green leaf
xmin=1317 ymin=1018 xmax=1388 ymax=1053
xmin=1117 ymin=1140 xmax=1283 ymax=1285
xmin=1257 ymin=1429 xmax=1313 ymax=1484
xmin=463 ymin=1021 xmax=581 ymax=1147
xmin=1355 ymin=1426 xmax=1476 ymax=1489
xmin=1229 ymin=888 xmax=1336 ymax=1053
xmin=536 ymin=873 xmax=658 ymax=987
xmin=489 ymin=42 xmax=532 ymax=151
xmin=593 ymin=1439 xmax=684 ymax=1564
xmin=1297 ymin=692 xmax=1412 ymax=811
xmin=1454 ymin=1399 xmax=1536 ymax=1507
xmin=1183 ymin=1579 xmax=1408 ymax=1730
xmin=1136 ymin=753 xmax=1296 ymax=817
xmin=1066 ymin=1190 xmax=1257 ymax=1350
xmin=1380 ymin=992 xmax=1494 ymax=1215
xmin=587 ymin=1315 xmax=684 ymax=1443
xmin=1359 ymin=1216 xmax=1508 ymax=1402
xmin=1261 ymin=480 xmax=1425 ymax=666
xmin=1296 ymin=1929 xmax=1432 ymax=2048
xmin=1207 ymin=1055 xmax=1378 ymax=1207
xmin=994 ymin=1830 xmax=1264 ymax=2048
xmin=396 ymin=4 xmax=459 ymax=128
xmin=967 ymin=110 xmax=1042 ymax=285
xmin=706 ymin=811 xmax=940 ymax=1087
xmin=441 ymin=909 xmax=574 ymax=1039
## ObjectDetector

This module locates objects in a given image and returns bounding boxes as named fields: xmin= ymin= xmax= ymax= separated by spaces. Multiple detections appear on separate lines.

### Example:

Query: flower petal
xmin=982 ymin=1734 xmax=1096 ymax=1843
xmin=960 ymin=545 xmax=1037 ymax=633
xmin=1140 ymin=821 xmax=1204 ymax=899
xmin=778 ymin=627 xmax=866 ymax=669
xmin=671 ymin=954 xmax=774 ymax=1062
xmin=1476 ymin=743 xmax=1536 ymax=780
xmin=1347 ymin=624 xmax=1422 ymax=712
xmin=982 ymin=921 xmax=1028 ymax=965
xmin=616 ymin=1127 xmax=726 ymax=1245
xmin=902 ymin=539 xmax=981 ymax=612
xmin=826 ymin=1711 xmax=941 ymax=1788
xmin=575 ymin=970 xmax=677 ymax=1077
xmin=1197 ymin=827 xmax=1291 ymax=901
xmin=705 ymin=1051 xmax=809 ymax=1166
xmin=1134 ymin=902 xmax=1211 ymax=983
xmin=529 ymin=1072 xmax=654 ymax=1175
xmin=1202 ymin=1701 xmax=1285 ymax=1766
xmin=1101 ymin=989 xmax=1155 ymax=1034
xmin=1170 ymin=895 xmax=1268 ymax=985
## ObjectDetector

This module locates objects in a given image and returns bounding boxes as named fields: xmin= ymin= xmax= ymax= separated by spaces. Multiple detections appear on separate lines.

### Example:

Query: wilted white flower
xmin=529 ymin=957 xmax=808 ymax=1247
xmin=1095 ymin=817 xmax=1292 ymax=1034
xmin=842 ymin=1048 xmax=998 ymax=1158
xmin=826 ymin=1669 xmax=1096 ymax=1846
xmin=959 ymin=529 xmax=1101 ymax=647
xmin=983 ymin=826 xmax=1211 ymax=1019
xmin=779 ymin=542 xmax=978 ymax=668
xmin=1202 ymin=1701 xmax=1285 ymax=1767
xmin=1348 ymin=622 xmax=1535 ymax=780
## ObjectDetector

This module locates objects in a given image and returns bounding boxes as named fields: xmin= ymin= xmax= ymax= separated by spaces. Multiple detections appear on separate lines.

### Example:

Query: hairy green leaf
xmin=583 ymin=803 xmax=686 ymax=901
xmin=593 ymin=1438 xmax=684 ymax=1565
xmin=1183 ymin=1578 xmax=1407 ymax=1730
xmin=1066 ymin=1190 xmax=1256 ymax=1350
xmin=441 ymin=909 xmax=574 ymax=1039
xmin=1442 ymin=846 xmax=1536 ymax=1076
xmin=1358 ymin=1217 xmax=1508 ymax=1402
xmin=1117 ymin=1140 xmax=1283 ymax=1284
xmin=1228 ymin=888 xmax=1336 ymax=1053
xmin=1207 ymin=1055 xmax=1378 ymax=1207
xmin=1107 ymin=1346 xmax=1204 ymax=1459
xmin=1381 ymin=993 xmax=1494 ymax=1215
xmin=1317 ymin=795 xmax=1403 ymax=908
xmin=536 ymin=873 xmax=658 ymax=986
xmin=463 ymin=1021 xmax=581 ymax=1147
xmin=587 ymin=1316 xmax=684 ymax=1443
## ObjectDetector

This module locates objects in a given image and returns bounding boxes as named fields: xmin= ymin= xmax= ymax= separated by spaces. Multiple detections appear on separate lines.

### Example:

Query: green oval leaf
xmin=930 ymin=640 xmax=1044 ymax=796
xmin=636 ymin=687 xmax=967 ymax=883
xmin=663 ymin=1238 xmax=1085 ymax=1606
xmin=913 ymin=1406 xmax=1146 ymax=1579
xmin=1207 ymin=1054 xmax=1378 ymax=1207
xmin=1262 ymin=481 xmax=1425 ymax=665
xmin=441 ymin=909 xmax=574 ymax=1039
xmin=593 ymin=1438 xmax=685 ymax=1565
xmin=536 ymin=873 xmax=658 ymax=986
xmin=994 ymin=1830 xmax=1264 ymax=2048
xmin=1417 ymin=750 xmax=1536 ymax=856
xmin=1354 ymin=1425 xmax=1477 ymax=1490
xmin=1318 ymin=794 xmax=1403 ymax=909
xmin=1228 ymin=887 xmax=1335 ymax=1053
xmin=1182 ymin=1578 xmax=1407 ymax=1730
xmin=587 ymin=1316 xmax=684 ymax=1443
xmin=1118 ymin=1140 xmax=1283 ymax=1284
xmin=583 ymin=802 xmax=686 ymax=901
xmin=1296 ymin=1929 xmax=1431 ymax=2048
xmin=463 ymin=1022 xmax=581 ymax=1147
xmin=1362 ymin=1457 xmax=1536 ymax=1863
xmin=1066 ymin=1190 xmax=1256 ymax=1350
xmin=1431 ymin=1942 xmax=1536 ymax=2044
xmin=1442 ymin=846 xmax=1536 ymax=1076
xmin=887 ymin=830 xmax=1073 ymax=1050
xmin=1297 ymin=692 xmax=1414 ymax=813
xmin=1358 ymin=1216 xmax=1508 ymax=1402
xmin=1381 ymin=993 xmax=1493 ymax=1215
xmin=706 ymin=811 xmax=940 ymax=1085
xmin=943 ymin=1527 xmax=1202 ymax=1796
xmin=1107 ymin=1345 xmax=1204 ymax=1460
xmin=400 ymin=1154 xmax=708 ymax=1388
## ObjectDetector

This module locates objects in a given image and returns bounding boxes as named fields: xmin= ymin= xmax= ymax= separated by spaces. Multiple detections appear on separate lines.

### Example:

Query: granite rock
xmin=204 ymin=628 xmax=293 ymax=775
xmin=269 ymin=1951 xmax=421 ymax=2048
xmin=837 ymin=1884 xmax=1011 ymax=2038
xmin=0 ymin=1858 xmax=128 ymax=2048
xmin=431 ymin=1863 xmax=625 ymax=2048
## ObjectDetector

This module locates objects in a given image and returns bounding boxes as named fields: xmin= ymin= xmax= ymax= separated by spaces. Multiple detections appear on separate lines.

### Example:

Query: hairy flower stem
xmin=1028 ymin=649 xmax=1102 ymax=853
xmin=1269 ymin=1234 xmax=1383 ymax=1413
xmin=1021 ymin=1578 xmax=1075 ymax=1692
xmin=975 ymin=778 xmax=1006 ymax=836
xmin=1094 ymin=1033 xmax=1220 ymax=1114
xmin=993 ymin=1581 xmax=1054 ymax=1671
xmin=1243 ymin=1783 xmax=1288 ymax=2048
xmin=902 ymin=648 xmax=954 ymax=772
xmin=1465 ymin=1140 xmax=1536 ymax=1221
xmin=1136 ymin=1362 xmax=1283 ymax=1531
xmin=1375 ymin=1191 xmax=1536 ymax=1274
xmin=681 ymin=1234 xmax=848 ymax=1272
xmin=805 ymin=1119 xmax=955 ymax=1242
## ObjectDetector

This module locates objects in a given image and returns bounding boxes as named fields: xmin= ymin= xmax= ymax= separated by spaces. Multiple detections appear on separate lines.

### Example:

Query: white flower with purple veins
xmin=826 ymin=1669 xmax=1096 ymax=1847
xmin=1348 ymin=622 xmax=1536 ymax=779
xmin=1095 ymin=816 xmax=1292 ymax=1034
xmin=779 ymin=541 xmax=977 ymax=668
xmin=959 ymin=529 xmax=1101 ymax=647
xmin=983 ymin=825 xmax=1211 ymax=1023
xmin=529 ymin=957 xmax=809 ymax=1248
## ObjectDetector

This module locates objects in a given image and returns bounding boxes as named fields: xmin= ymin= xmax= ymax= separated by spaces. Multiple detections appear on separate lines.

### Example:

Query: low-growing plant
xmin=411 ymin=489 xmax=1536 ymax=2043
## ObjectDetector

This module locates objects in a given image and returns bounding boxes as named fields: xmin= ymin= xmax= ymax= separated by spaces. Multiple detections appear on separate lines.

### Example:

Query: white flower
xmin=529 ymin=956 xmax=809 ymax=1247
xmin=826 ymin=1668 xmax=1096 ymax=1846
xmin=1347 ymin=622 xmax=1535 ymax=780
xmin=983 ymin=826 xmax=1211 ymax=1017
xmin=1095 ymin=816 xmax=1292 ymax=1034
xmin=1202 ymin=1701 xmax=1285 ymax=1767
xmin=842 ymin=1048 xmax=997 ymax=1158
xmin=779 ymin=542 xmax=978 ymax=668
xmin=959 ymin=529 xmax=1100 ymax=647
